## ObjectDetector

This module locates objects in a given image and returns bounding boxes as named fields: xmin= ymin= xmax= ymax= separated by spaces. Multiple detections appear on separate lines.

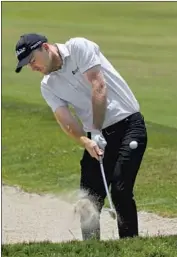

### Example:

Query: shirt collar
xmin=55 ymin=43 xmax=70 ymax=61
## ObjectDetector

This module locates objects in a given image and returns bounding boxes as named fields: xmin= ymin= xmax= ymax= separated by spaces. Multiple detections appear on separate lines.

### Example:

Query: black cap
xmin=15 ymin=33 xmax=48 ymax=73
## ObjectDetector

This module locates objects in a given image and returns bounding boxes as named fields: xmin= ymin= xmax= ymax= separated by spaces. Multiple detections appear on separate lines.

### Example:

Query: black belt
xmin=102 ymin=112 xmax=143 ymax=136
xmin=88 ymin=112 xmax=143 ymax=138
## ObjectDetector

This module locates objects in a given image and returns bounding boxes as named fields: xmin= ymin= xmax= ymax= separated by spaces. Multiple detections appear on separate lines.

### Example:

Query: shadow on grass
xmin=146 ymin=121 xmax=177 ymax=135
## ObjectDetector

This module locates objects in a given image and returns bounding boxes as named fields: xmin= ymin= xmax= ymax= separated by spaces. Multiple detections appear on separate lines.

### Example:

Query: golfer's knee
xmin=111 ymin=187 xmax=134 ymax=207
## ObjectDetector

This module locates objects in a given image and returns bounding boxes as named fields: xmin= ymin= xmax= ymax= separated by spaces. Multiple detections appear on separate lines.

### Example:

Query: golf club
xmin=98 ymin=156 xmax=116 ymax=220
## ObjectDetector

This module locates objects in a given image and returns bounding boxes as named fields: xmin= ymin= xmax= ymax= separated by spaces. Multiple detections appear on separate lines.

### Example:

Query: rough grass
xmin=2 ymin=236 xmax=177 ymax=257
xmin=2 ymin=2 xmax=177 ymax=217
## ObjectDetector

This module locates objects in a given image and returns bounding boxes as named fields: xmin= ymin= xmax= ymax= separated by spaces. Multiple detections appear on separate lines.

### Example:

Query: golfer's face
xmin=28 ymin=48 xmax=50 ymax=74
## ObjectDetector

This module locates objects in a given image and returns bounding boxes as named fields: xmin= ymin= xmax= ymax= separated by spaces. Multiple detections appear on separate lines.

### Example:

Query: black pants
xmin=80 ymin=112 xmax=147 ymax=239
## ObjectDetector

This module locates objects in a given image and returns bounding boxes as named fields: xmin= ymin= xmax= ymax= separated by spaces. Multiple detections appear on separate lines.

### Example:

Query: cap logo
xmin=16 ymin=47 xmax=26 ymax=56
xmin=30 ymin=40 xmax=42 ymax=50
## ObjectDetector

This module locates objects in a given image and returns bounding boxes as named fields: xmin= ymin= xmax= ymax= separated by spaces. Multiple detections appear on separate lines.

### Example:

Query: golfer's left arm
xmin=84 ymin=67 xmax=107 ymax=130
xmin=73 ymin=38 xmax=107 ymax=130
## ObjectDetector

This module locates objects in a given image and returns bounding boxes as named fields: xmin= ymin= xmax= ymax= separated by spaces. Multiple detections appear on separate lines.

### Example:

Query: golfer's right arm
xmin=54 ymin=106 xmax=103 ymax=159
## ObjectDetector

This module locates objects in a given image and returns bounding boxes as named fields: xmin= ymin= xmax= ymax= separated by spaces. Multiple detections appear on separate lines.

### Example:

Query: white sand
xmin=2 ymin=185 xmax=177 ymax=244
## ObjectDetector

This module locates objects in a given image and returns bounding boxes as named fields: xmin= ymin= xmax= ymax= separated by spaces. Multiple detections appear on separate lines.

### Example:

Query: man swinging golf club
xmin=15 ymin=33 xmax=147 ymax=240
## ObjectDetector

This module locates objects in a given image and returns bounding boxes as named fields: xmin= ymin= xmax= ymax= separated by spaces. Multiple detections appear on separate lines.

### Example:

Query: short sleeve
xmin=72 ymin=38 xmax=101 ymax=73
xmin=41 ymin=83 xmax=68 ymax=112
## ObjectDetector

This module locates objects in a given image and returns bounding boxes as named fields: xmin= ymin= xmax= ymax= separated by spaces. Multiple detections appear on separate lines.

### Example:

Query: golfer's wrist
xmin=79 ymin=136 xmax=90 ymax=147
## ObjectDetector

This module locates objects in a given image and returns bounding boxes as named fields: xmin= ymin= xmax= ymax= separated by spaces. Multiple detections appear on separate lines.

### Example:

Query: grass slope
xmin=2 ymin=2 xmax=177 ymax=217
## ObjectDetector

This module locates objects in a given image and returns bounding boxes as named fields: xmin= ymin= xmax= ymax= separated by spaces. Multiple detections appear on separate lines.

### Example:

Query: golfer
xmin=15 ymin=33 xmax=147 ymax=240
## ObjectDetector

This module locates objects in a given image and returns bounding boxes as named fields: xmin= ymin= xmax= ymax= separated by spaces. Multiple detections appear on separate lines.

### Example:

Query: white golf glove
xmin=91 ymin=131 xmax=107 ymax=151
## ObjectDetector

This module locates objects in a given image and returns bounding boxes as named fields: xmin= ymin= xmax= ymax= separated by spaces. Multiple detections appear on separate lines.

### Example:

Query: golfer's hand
xmin=85 ymin=139 xmax=104 ymax=160
xmin=91 ymin=133 xmax=107 ymax=151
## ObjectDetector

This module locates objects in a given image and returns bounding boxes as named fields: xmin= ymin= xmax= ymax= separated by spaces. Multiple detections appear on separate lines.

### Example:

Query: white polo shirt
xmin=41 ymin=37 xmax=140 ymax=132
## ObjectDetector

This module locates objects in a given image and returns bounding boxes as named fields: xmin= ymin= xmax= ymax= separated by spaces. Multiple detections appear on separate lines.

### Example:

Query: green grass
xmin=2 ymin=2 xmax=177 ymax=217
xmin=2 ymin=236 xmax=177 ymax=257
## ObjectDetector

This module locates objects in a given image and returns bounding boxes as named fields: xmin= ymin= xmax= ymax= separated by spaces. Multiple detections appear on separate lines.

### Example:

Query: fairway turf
xmin=2 ymin=2 xmax=177 ymax=217
xmin=2 ymin=236 xmax=177 ymax=257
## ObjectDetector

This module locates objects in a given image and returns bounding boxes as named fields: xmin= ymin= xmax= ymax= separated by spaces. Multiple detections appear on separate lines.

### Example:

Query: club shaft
xmin=99 ymin=156 xmax=114 ymax=211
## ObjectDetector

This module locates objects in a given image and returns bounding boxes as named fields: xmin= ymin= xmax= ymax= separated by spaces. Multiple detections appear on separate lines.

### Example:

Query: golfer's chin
xmin=38 ymin=69 xmax=49 ymax=75
xmin=42 ymin=68 xmax=53 ymax=75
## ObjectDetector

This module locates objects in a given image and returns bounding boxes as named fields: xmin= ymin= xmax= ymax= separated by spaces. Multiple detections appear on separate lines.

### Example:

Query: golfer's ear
xmin=42 ymin=43 xmax=49 ymax=51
